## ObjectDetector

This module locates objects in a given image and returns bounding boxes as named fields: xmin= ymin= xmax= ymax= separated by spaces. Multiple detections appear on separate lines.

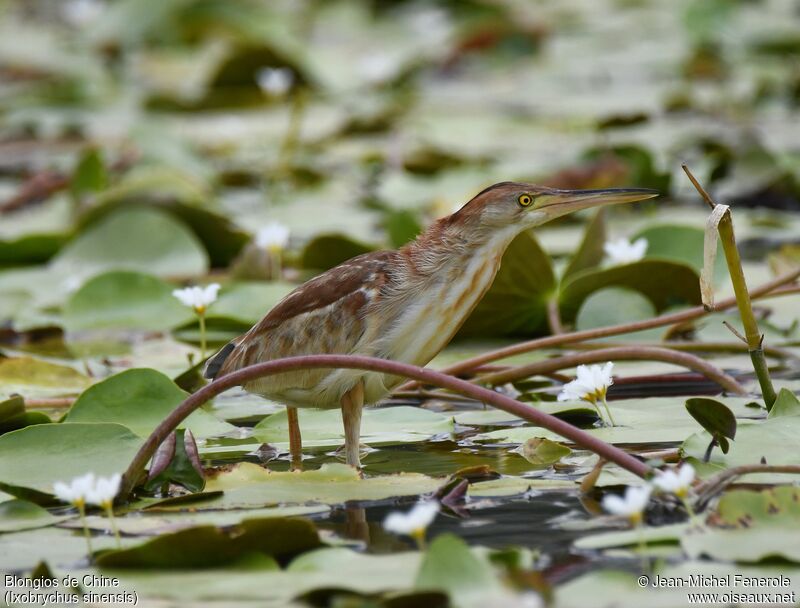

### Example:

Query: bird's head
xmin=453 ymin=182 xmax=658 ymax=235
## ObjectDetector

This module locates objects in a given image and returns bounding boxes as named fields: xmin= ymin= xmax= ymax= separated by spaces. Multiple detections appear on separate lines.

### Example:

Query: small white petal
xmin=383 ymin=501 xmax=439 ymax=535
xmin=172 ymin=284 xmax=219 ymax=311
xmin=87 ymin=473 xmax=122 ymax=506
xmin=602 ymin=485 xmax=651 ymax=517
xmin=257 ymin=68 xmax=293 ymax=96
xmin=604 ymin=237 xmax=648 ymax=264
xmin=255 ymin=223 xmax=291 ymax=251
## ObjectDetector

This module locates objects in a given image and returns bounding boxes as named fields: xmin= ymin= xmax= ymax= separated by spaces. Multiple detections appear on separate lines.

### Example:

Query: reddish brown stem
xmin=425 ymin=269 xmax=800 ymax=383
xmin=119 ymin=355 xmax=651 ymax=499
xmin=475 ymin=345 xmax=746 ymax=394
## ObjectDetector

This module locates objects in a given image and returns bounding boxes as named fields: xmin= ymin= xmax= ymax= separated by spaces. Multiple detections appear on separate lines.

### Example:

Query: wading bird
xmin=205 ymin=183 xmax=657 ymax=468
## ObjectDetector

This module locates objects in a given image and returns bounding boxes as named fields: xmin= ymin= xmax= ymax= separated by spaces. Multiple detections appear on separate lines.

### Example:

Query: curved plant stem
xmin=694 ymin=464 xmax=800 ymax=510
xmin=418 ymin=270 xmax=800 ymax=384
xmin=474 ymin=345 xmax=746 ymax=394
xmin=118 ymin=355 xmax=652 ymax=499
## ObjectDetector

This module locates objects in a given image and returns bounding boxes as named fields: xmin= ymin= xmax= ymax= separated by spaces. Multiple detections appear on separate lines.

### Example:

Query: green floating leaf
xmin=0 ymin=234 xmax=67 ymax=267
xmin=682 ymin=486 xmax=800 ymax=563
xmin=0 ymin=357 xmax=91 ymax=400
xmin=415 ymin=534 xmax=503 ymax=604
xmin=0 ymin=499 xmax=72 ymax=532
xmin=144 ymin=429 xmax=205 ymax=493
xmin=562 ymin=208 xmax=606 ymax=280
xmin=0 ymin=423 xmax=143 ymax=499
xmin=0 ymin=395 xmax=51 ymax=435
xmin=519 ymin=437 xmax=571 ymax=465
xmin=767 ymin=388 xmax=800 ymax=419
xmin=97 ymin=517 xmax=322 ymax=569
xmin=63 ymin=271 xmax=195 ymax=332
xmin=198 ymin=463 xmax=442 ymax=509
xmin=575 ymin=287 xmax=656 ymax=331
xmin=459 ymin=230 xmax=556 ymax=337
xmin=64 ymin=368 xmax=233 ymax=439
xmin=52 ymin=206 xmax=208 ymax=280
xmin=208 ymin=282 xmax=294 ymax=326
xmin=253 ymin=406 xmax=453 ymax=448
xmin=685 ymin=397 xmax=737 ymax=453
xmin=559 ymin=260 xmax=701 ymax=323
xmin=682 ymin=413 xmax=800 ymax=483
xmin=300 ymin=234 xmax=375 ymax=271
xmin=631 ymin=224 xmax=723 ymax=275
xmin=70 ymin=147 xmax=108 ymax=203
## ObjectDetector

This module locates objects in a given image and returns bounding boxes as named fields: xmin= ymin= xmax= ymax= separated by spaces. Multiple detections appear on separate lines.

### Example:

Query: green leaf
xmin=383 ymin=209 xmax=422 ymax=248
xmin=767 ymin=388 xmax=800 ymax=418
xmin=682 ymin=415 xmax=800 ymax=483
xmin=0 ymin=395 xmax=51 ymax=435
xmin=64 ymin=368 xmax=233 ymax=439
xmin=299 ymin=233 xmax=374 ymax=271
xmin=52 ymin=206 xmax=208 ymax=280
xmin=459 ymin=230 xmax=556 ymax=337
xmin=70 ymin=147 xmax=108 ymax=202
xmin=682 ymin=486 xmax=800 ymax=563
xmin=198 ymin=463 xmax=442 ymax=509
xmin=144 ymin=429 xmax=205 ymax=493
xmin=562 ymin=208 xmax=606 ymax=280
xmin=0 ymin=499 xmax=72 ymax=532
xmin=208 ymin=282 xmax=294 ymax=326
xmin=0 ymin=357 xmax=91 ymax=400
xmin=519 ymin=437 xmax=571 ymax=465
xmin=559 ymin=260 xmax=701 ymax=323
xmin=63 ymin=271 xmax=195 ymax=332
xmin=253 ymin=406 xmax=453 ymax=448
xmin=415 ymin=534 xmax=501 ymax=600
xmin=685 ymin=398 xmax=737 ymax=444
xmin=96 ymin=518 xmax=322 ymax=569
xmin=631 ymin=224 xmax=715 ymax=274
xmin=0 ymin=423 xmax=143 ymax=498
xmin=575 ymin=287 xmax=656 ymax=331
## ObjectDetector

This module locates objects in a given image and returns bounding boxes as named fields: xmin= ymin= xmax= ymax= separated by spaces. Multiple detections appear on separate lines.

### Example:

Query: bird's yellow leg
xmin=340 ymin=381 xmax=365 ymax=469
xmin=286 ymin=406 xmax=303 ymax=471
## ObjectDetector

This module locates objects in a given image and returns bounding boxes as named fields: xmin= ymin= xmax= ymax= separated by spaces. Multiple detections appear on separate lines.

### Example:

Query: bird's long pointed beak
xmin=534 ymin=187 xmax=659 ymax=217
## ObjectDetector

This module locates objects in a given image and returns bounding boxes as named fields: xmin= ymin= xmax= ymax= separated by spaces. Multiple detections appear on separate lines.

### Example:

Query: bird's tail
xmin=203 ymin=341 xmax=237 ymax=380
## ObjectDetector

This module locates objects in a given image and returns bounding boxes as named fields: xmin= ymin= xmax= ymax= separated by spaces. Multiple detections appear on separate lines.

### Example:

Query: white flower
xmin=383 ymin=501 xmax=439 ymax=537
xmin=652 ymin=463 xmax=695 ymax=498
xmin=557 ymin=362 xmax=614 ymax=404
xmin=86 ymin=473 xmax=121 ymax=509
xmin=603 ymin=237 xmax=648 ymax=264
xmin=602 ymin=485 xmax=652 ymax=523
xmin=62 ymin=0 xmax=104 ymax=26
xmin=256 ymin=67 xmax=293 ymax=97
xmin=172 ymin=283 xmax=220 ymax=314
xmin=255 ymin=223 xmax=290 ymax=252
xmin=53 ymin=472 xmax=96 ymax=507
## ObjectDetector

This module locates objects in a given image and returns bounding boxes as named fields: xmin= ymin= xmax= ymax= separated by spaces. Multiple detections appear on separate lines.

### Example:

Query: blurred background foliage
xmin=1 ymin=0 xmax=800 ymax=350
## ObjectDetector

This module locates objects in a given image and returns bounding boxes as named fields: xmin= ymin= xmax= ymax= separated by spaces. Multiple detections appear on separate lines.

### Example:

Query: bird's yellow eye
xmin=518 ymin=194 xmax=533 ymax=207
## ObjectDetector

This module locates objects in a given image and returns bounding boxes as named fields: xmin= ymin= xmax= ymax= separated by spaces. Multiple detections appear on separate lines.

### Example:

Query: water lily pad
xmin=682 ymin=486 xmax=800 ymax=563
xmin=682 ymin=394 xmax=800 ymax=482
xmin=575 ymin=287 xmax=656 ymax=331
xmin=63 ymin=271 xmax=195 ymax=332
xmin=253 ymin=406 xmax=453 ymax=449
xmin=0 ymin=423 xmax=143 ymax=498
xmin=194 ymin=463 xmax=442 ymax=509
xmin=475 ymin=397 xmax=760 ymax=446
xmin=563 ymin=208 xmax=606 ymax=280
xmin=559 ymin=260 xmax=701 ymax=323
xmin=207 ymin=281 xmax=294 ymax=326
xmin=0 ymin=357 xmax=91 ymax=400
xmin=51 ymin=206 xmax=208 ymax=280
xmin=300 ymin=233 xmax=375 ymax=271
xmin=97 ymin=517 xmax=322 ymax=569
xmin=0 ymin=498 xmax=72 ymax=532
xmin=64 ymin=368 xmax=234 ymax=439
xmin=458 ymin=230 xmax=556 ymax=337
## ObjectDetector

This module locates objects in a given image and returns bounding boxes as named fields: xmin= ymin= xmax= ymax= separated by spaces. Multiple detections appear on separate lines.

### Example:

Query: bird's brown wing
xmin=215 ymin=250 xmax=395 ymax=398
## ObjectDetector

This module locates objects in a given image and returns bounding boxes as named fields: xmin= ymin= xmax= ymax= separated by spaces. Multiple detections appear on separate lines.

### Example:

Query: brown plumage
xmin=206 ymin=182 xmax=657 ymax=467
